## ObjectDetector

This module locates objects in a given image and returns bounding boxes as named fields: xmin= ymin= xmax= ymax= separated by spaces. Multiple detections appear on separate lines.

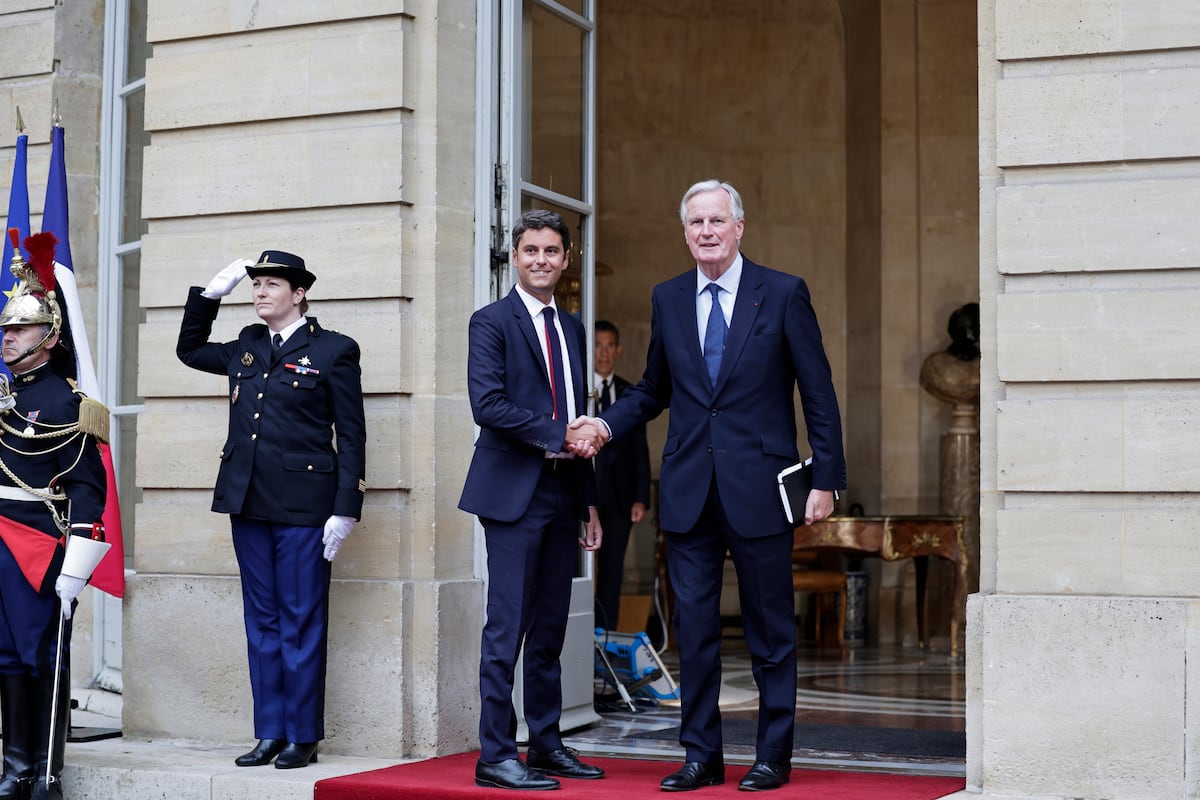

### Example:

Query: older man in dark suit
xmin=578 ymin=180 xmax=846 ymax=791
xmin=459 ymin=210 xmax=606 ymax=791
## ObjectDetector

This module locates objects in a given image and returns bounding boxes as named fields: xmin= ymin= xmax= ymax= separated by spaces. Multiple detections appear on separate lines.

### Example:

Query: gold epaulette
xmin=69 ymin=381 xmax=111 ymax=444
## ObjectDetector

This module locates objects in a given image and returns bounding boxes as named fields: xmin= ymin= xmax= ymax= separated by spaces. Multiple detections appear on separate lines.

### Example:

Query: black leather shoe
xmin=274 ymin=741 xmax=319 ymax=769
xmin=526 ymin=748 xmax=604 ymax=779
xmin=737 ymin=761 xmax=791 ymax=791
xmin=235 ymin=738 xmax=287 ymax=767
xmin=660 ymin=761 xmax=725 ymax=791
xmin=475 ymin=758 xmax=560 ymax=791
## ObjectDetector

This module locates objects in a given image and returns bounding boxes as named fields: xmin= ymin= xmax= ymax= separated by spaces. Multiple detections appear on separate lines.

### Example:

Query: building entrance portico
xmin=17 ymin=1 xmax=1199 ymax=797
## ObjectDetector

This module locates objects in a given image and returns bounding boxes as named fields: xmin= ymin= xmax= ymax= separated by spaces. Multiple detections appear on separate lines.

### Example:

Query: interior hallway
xmin=569 ymin=642 xmax=965 ymax=778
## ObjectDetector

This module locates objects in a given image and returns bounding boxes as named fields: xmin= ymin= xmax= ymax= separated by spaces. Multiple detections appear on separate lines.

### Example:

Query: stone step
xmin=64 ymin=737 xmax=404 ymax=800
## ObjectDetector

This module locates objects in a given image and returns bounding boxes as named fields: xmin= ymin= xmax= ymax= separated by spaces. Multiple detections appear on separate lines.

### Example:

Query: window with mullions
xmin=94 ymin=0 xmax=147 ymax=686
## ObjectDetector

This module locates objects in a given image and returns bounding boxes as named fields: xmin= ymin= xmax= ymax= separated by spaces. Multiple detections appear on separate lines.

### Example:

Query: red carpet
xmin=314 ymin=751 xmax=965 ymax=799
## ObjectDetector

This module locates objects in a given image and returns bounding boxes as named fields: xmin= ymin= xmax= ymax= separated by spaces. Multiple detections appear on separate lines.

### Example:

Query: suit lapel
xmin=508 ymin=289 xmax=550 ymax=384
xmin=671 ymin=276 xmax=708 ymax=386
xmin=277 ymin=322 xmax=313 ymax=364
xmin=561 ymin=313 xmax=585 ymax=418
xmin=714 ymin=260 xmax=764 ymax=393
xmin=254 ymin=327 xmax=274 ymax=368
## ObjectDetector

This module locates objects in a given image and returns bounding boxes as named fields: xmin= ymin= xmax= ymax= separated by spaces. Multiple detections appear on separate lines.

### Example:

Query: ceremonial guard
xmin=176 ymin=251 xmax=366 ymax=769
xmin=0 ymin=231 xmax=110 ymax=800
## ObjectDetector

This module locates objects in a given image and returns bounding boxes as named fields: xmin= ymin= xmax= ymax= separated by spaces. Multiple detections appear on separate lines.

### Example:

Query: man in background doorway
xmin=592 ymin=320 xmax=650 ymax=633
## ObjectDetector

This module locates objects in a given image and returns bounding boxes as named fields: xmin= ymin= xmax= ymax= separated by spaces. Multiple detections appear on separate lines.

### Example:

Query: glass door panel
xmin=497 ymin=0 xmax=598 ymax=738
xmin=525 ymin=0 xmax=585 ymax=199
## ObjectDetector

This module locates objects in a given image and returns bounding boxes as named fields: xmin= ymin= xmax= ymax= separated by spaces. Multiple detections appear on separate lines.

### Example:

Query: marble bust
xmin=920 ymin=302 xmax=980 ymax=406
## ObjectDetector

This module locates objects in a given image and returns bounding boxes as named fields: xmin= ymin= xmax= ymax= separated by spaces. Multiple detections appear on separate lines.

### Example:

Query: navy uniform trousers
xmin=477 ymin=462 xmax=578 ymax=763
xmin=230 ymin=515 xmax=331 ymax=743
xmin=0 ymin=545 xmax=67 ymax=676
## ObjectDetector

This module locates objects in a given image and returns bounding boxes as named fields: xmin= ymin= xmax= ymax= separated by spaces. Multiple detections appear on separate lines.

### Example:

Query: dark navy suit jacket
xmin=459 ymin=289 xmax=596 ymax=522
xmin=601 ymin=257 xmax=846 ymax=537
xmin=594 ymin=374 xmax=650 ymax=515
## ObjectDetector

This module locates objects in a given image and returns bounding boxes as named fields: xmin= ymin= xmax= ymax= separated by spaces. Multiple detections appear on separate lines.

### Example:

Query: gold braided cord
xmin=0 ymin=433 xmax=91 ymax=535
xmin=50 ymin=436 xmax=89 ymax=490
xmin=0 ymin=420 xmax=84 ymax=458
xmin=0 ymin=452 xmax=66 ymax=502
xmin=0 ymin=412 xmax=79 ymax=437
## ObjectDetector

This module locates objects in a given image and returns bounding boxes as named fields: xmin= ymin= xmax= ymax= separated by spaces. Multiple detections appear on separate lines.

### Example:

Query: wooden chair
xmin=792 ymin=550 xmax=847 ymax=647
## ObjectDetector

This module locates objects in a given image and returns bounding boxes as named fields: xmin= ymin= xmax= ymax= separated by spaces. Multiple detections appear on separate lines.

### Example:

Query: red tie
xmin=543 ymin=308 xmax=569 ymax=421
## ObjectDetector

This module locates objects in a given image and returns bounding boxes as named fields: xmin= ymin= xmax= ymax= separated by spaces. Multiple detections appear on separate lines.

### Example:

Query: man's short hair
xmin=595 ymin=319 xmax=620 ymax=343
xmin=679 ymin=180 xmax=745 ymax=224
xmin=511 ymin=209 xmax=571 ymax=252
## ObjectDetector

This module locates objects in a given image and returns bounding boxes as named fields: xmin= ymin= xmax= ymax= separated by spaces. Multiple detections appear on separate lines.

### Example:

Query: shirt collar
xmin=270 ymin=316 xmax=308 ymax=344
xmin=695 ymin=253 xmax=743 ymax=296
xmin=514 ymin=283 xmax=561 ymax=321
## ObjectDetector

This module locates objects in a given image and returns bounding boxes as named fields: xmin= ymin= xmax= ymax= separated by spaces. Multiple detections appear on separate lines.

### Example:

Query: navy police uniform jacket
xmin=176 ymin=287 xmax=366 ymax=526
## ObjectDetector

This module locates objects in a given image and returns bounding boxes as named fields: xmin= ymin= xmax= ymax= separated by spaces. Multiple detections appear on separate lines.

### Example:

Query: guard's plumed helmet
xmin=0 ymin=228 xmax=63 ymax=339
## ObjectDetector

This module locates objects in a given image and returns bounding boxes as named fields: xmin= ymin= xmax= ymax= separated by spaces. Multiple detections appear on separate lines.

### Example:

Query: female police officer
xmin=177 ymin=251 xmax=366 ymax=769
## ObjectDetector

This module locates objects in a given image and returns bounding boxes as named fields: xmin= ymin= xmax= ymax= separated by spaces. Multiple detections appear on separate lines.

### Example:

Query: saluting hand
xmin=201 ymin=258 xmax=256 ymax=299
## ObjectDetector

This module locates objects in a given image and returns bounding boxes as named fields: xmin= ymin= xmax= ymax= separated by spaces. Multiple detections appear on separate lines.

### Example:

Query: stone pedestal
xmin=920 ymin=349 xmax=981 ymax=648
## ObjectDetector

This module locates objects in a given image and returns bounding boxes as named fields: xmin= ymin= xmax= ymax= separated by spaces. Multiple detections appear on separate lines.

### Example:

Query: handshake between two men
xmin=563 ymin=415 xmax=609 ymax=459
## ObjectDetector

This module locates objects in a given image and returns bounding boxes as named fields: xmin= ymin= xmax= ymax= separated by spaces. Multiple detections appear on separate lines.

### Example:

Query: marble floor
xmin=567 ymin=639 xmax=966 ymax=778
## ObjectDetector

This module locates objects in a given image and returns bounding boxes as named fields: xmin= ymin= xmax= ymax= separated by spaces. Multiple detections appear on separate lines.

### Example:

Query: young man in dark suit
xmin=577 ymin=180 xmax=846 ymax=791
xmin=591 ymin=320 xmax=650 ymax=633
xmin=459 ymin=210 xmax=606 ymax=791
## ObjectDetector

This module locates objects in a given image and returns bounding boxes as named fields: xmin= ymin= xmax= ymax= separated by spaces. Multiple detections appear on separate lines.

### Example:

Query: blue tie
xmin=703 ymin=283 xmax=727 ymax=387
xmin=543 ymin=308 xmax=569 ymax=421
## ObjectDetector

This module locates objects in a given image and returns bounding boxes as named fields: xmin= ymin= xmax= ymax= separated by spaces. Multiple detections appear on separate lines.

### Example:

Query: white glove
xmin=55 ymin=575 xmax=87 ymax=619
xmin=201 ymin=258 xmax=255 ymax=299
xmin=323 ymin=515 xmax=356 ymax=561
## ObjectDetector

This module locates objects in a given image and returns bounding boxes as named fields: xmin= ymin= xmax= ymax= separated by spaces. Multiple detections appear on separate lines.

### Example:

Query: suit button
xmin=251 ymin=434 xmax=257 ymax=441
xmin=253 ymin=413 xmax=260 ymax=420
xmin=257 ymin=392 xmax=264 ymax=400
xmin=711 ymin=408 xmax=718 ymax=416
xmin=307 ymin=465 xmax=314 ymax=471
xmin=262 ymin=372 xmax=268 ymax=379
xmin=707 ymin=445 xmax=713 ymax=453
xmin=293 ymin=380 xmax=300 ymax=388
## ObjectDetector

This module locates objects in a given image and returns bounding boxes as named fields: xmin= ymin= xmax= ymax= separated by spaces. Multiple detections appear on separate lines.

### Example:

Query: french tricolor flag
xmin=41 ymin=123 xmax=126 ymax=599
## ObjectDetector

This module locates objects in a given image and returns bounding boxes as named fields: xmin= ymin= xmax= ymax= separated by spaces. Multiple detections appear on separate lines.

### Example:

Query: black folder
xmin=776 ymin=457 xmax=813 ymax=525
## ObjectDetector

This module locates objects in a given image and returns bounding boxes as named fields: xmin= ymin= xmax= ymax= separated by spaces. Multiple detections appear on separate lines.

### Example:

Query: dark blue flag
xmin=1 ymin=132 xmax=31 ymax=379
xmin=41 ymin=124 xmax=72 ymax=270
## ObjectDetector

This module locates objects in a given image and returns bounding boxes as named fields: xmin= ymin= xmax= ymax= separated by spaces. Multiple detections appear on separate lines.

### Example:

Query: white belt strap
xmin=0 ymin=484 xmax=49 ymax=502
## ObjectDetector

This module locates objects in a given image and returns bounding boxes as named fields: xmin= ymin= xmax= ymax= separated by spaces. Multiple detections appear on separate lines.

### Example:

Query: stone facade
xmin=9 ymin=1 xmax=1194 ymax=795
xmin=130 ymin=0 xmax=480 ymax=758
xmin=964 ymin=0 xmax=1200 ymax=797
